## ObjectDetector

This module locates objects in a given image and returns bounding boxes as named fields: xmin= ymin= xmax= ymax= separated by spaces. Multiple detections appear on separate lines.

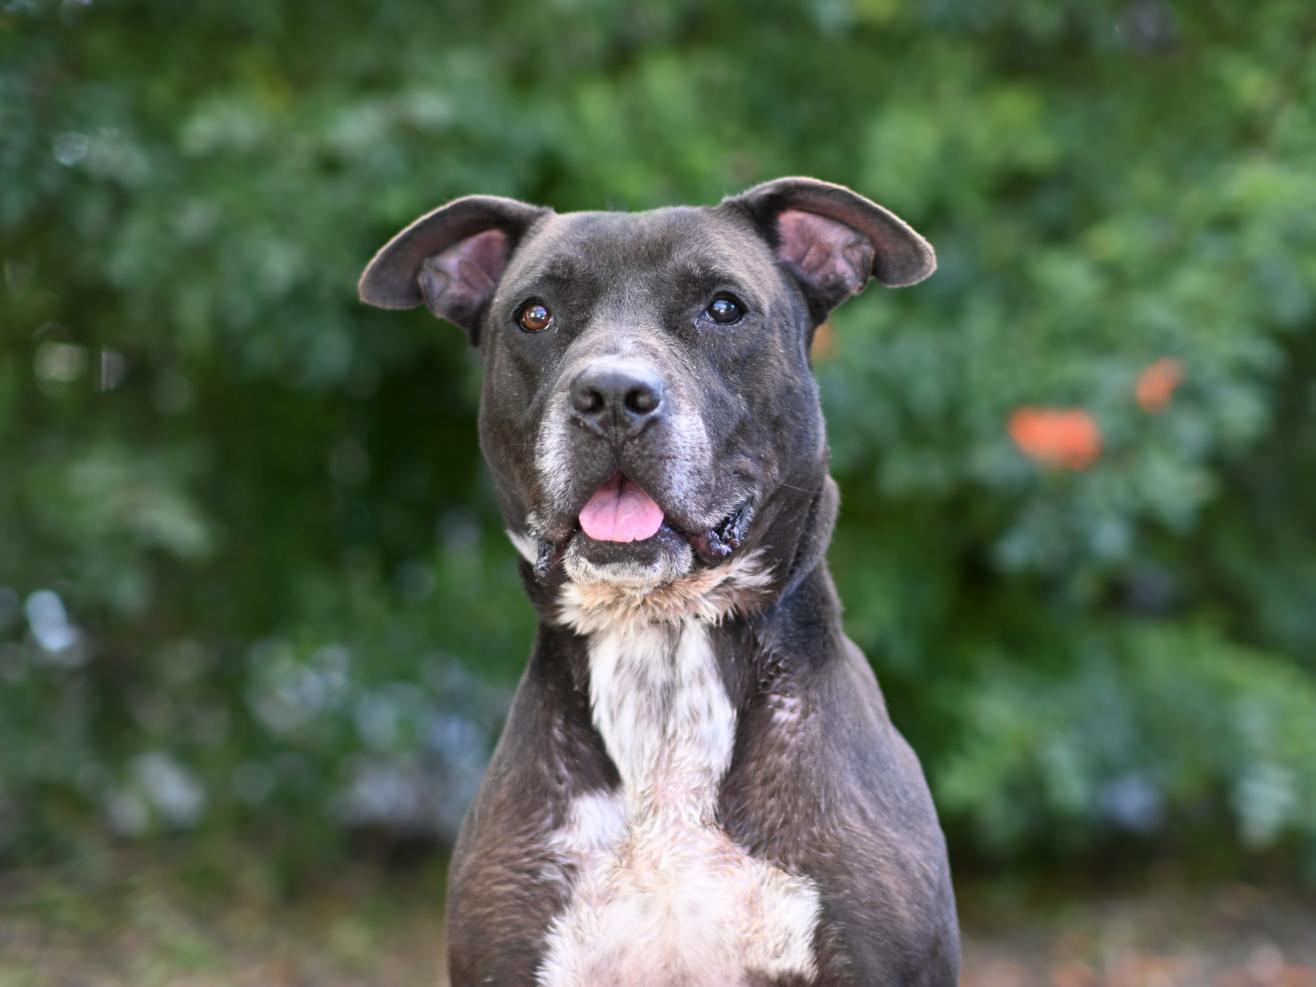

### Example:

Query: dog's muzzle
xmin=530 ymin=355 xmax=754 ymax=585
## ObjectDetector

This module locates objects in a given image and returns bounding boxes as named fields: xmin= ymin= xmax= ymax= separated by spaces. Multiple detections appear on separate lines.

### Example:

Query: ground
xmin=957 ymin=872 xmax=1316 ymax=987
xmin=1 ymin=849 xmax=1313 ymax=986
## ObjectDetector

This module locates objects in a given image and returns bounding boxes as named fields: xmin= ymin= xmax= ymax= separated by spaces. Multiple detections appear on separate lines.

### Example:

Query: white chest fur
xmin=537 ymin=618 xmax=821 ymax=987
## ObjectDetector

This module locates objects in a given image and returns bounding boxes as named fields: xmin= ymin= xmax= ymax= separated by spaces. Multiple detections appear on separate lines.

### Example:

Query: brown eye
xmin=517 ymin=301 xmax=553 ymax=333
xmin=705 ymin=295 xmax=744 ymax=325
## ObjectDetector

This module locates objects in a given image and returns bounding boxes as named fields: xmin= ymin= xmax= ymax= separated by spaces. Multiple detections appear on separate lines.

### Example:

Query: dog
xmin=359 ymin=177 xmax=960 ymax=986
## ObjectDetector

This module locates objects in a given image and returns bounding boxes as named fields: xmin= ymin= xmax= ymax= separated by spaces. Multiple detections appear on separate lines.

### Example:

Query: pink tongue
xmin=578 ymin=475 xmax=665 ymax=543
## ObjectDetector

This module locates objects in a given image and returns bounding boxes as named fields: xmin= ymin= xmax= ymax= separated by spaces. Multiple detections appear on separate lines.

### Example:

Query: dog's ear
xmin=729 ymin=177 xmax=935 ymax=318
xmin=358 ymin=195 xmax=547 ymax=341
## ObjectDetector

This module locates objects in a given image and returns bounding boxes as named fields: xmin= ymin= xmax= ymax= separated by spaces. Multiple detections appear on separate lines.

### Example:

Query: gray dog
xmin=359 ymin=177 xmax=959 ymax=986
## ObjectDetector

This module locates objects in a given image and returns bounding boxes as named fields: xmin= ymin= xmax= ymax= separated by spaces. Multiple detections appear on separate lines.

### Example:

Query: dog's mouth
xmin=576 ymin=471 xmax=752 ymax=557
xmin=531 ymin=473 xmax=754 ymax=580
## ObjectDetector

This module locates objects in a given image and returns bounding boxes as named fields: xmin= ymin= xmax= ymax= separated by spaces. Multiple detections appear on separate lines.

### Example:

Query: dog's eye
xmin=705 ymin=295 xmax=744 ymax=325
xmin=517 ymin=301 xmax=553 ymax=333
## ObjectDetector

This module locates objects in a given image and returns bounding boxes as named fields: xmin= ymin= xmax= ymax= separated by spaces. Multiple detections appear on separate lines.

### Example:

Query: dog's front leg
xmin=445 ymin=640 xmax=614 ymax=986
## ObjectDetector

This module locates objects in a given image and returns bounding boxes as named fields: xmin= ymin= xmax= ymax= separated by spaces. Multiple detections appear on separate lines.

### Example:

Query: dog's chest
xmin=537 ymin=619 xmax=820 ymax=987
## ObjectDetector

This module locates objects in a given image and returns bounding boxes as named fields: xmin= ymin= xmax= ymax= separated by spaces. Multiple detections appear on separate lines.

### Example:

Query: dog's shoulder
xmin=721 ymin=578 xmax=960 ymax=985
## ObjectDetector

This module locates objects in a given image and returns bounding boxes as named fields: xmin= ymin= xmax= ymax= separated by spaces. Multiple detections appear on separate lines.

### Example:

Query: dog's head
xmin=360 ymin=178 xmax=933 ymax=594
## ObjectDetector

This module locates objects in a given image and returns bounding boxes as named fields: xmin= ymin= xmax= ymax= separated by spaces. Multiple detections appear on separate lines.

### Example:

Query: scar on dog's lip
xmin=689 ymin=499 xmax=754 ymax=563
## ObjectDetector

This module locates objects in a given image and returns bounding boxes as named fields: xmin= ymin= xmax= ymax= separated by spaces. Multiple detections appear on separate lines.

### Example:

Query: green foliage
xmin=2 ymin=0 xmax=1315 ymax=875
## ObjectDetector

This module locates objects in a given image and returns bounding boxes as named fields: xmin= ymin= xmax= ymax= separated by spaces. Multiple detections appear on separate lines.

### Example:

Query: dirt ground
xmin=1 ymin=851 xmax=1313 ymax=987
xmin=957 ymin=875 xmax=1316 ymax=987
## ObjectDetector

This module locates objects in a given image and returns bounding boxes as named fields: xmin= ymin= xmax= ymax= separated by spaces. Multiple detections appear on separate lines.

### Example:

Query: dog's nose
xmin=570 ymin=363 xmax=665 ymax=438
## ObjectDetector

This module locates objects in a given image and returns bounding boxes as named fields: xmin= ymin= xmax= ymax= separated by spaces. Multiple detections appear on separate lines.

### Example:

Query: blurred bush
xmin=2 ymin=0 xmax=1315 ymax=876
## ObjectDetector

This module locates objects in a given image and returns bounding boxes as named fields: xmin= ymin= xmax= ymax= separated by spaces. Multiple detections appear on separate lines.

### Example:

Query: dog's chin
xmin=562 ymin=525 xmax=694 ymax=588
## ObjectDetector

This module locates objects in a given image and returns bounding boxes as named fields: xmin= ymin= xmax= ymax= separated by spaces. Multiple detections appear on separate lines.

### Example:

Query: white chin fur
xmin=561 ymin=538 xmax=695 ymax=589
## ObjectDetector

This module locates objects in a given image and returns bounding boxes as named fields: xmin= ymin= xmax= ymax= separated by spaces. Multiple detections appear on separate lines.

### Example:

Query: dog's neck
xmin=577 ymin=619 xmax=728 ymax=817
xmin=550 ymin=548 xmax=768 ymax=811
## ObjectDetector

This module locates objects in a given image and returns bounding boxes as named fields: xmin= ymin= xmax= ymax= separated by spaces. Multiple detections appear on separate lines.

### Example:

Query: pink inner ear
xmin=775 ymin=209 xmax=875 ymax=303
xmin=418 ymin=227 xmax=511 ymax=327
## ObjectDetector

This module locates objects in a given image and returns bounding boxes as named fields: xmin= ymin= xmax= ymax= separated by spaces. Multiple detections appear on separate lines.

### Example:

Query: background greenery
xmin=3 ymin=0 xmax=1316 ymax=891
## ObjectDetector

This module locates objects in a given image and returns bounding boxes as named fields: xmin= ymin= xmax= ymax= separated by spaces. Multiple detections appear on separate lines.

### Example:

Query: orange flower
xmin=1135 ymin=357 xmax=1184 ymax=412
xmin=1008 ymin=407 xmax=1102 ymax=469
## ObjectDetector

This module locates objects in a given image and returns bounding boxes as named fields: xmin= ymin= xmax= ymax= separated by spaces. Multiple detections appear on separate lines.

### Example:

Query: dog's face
xmin=360 ymin=178 xmax=933 ymax=588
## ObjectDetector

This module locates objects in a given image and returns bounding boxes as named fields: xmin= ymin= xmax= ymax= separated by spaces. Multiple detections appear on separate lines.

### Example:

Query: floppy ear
xmin=730 ymin=177 xmax=935 ymax=318
xmin=358 ymin=195 xmax=547 ymax=341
